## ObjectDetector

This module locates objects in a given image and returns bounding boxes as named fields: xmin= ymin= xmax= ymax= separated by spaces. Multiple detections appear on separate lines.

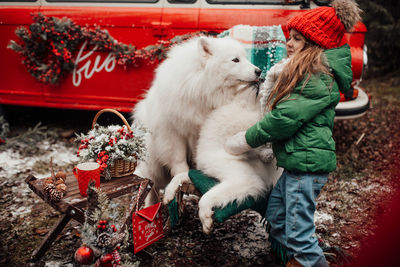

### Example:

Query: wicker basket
xmin=92 ymin=108 xmax=137 ymax=178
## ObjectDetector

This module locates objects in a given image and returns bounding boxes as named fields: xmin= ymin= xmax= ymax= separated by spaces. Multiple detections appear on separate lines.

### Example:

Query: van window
xmin=168 ymin=0 xmax=197 ymax=4
xmin=45 ymin=0 xmax=158 ymax=2
xmin=206 ymin=0 xmax=301 ymax=4
xmin=0 ymin=0 xmax=37 ymax=2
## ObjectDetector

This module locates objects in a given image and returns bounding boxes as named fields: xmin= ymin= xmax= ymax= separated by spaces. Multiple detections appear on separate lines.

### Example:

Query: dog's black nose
xmin=255 ymin=68 xmax=262 ymax=77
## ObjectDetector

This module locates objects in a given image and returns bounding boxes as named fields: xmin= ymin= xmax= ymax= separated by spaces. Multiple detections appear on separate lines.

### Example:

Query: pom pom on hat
xmin=331 ymin=0 xmax=362 ymax=32
xmin=287 ymin=0 xmax=362 ymax=49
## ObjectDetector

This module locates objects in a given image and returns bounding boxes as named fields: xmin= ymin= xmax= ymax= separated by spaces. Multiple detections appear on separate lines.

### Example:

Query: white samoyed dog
xmin=133 ymin=36 xmax=263 ymax=205
xmin=163 ymin=83 xmax=283 ymax=234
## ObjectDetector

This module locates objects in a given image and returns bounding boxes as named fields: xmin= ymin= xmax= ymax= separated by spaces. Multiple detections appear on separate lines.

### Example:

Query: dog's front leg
xmin=163 ymin=172 xmax=191 ymax=205
xmin=198 ymin=193 xmax=215 ymax=235
xmin=198 ymin=179 xmax=261 ymax=234
xmin=162 ymin=136 xmax=191 ymax=204
xmin=164 ymin=133 xmax=191 ymax=178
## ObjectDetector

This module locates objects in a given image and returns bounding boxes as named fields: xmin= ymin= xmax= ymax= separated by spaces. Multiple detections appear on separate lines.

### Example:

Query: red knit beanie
xmin=287 ymin=0 xmax=362 ymax=49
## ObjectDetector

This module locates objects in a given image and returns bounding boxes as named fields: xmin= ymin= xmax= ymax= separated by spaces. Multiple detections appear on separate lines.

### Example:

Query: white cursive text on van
xmin=72 ymin=41 xmax=116 ymax=87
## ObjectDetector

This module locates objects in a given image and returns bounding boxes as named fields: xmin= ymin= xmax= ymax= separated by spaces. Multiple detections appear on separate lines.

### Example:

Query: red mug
xmin=73 ymin=162 xmax=100 ymax=197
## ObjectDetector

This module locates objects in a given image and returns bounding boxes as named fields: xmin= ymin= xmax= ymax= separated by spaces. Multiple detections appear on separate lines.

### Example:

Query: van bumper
xmin=335 ymin=85 xmax=370 ymax=120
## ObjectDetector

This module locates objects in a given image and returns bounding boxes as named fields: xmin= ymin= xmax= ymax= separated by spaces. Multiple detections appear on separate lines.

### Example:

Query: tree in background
xmin=358 ymin=0 xmax=400 ymax=76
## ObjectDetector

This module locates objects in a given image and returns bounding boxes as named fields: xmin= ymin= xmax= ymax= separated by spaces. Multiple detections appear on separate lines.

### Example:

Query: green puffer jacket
xmin=245 ymin=44 xmax=352 ymax=173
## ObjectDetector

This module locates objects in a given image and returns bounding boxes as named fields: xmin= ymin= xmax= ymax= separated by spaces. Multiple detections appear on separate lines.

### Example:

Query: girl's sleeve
xmin=245 ymin=75 xmax=332 ymax=148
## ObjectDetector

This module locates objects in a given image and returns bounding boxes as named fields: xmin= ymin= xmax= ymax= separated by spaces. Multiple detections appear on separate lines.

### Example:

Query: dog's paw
xmin=163 ymin=172 xmax=191 ymax=205
xmin=163 ymin=183 xmax=177 ymax=205
xmin=199 ymin=208 xmax=214 ymax=234
xmin=198 ymin=200 xmax=214 ymax=234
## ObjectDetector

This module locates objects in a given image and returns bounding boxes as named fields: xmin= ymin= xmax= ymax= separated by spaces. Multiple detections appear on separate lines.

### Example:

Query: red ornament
xmin=95 ymin=253 xmax=113 ymax=267
xmin=74 ymin=244 xmax=94 ymax=265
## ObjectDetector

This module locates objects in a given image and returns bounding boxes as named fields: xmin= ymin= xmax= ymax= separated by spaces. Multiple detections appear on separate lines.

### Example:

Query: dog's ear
xmin=198 ymin=37 xmax=213 ymax=58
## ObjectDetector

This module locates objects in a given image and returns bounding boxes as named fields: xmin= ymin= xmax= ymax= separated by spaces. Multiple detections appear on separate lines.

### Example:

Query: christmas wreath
xmin=8 ymin=13 xmax=204 ymax=84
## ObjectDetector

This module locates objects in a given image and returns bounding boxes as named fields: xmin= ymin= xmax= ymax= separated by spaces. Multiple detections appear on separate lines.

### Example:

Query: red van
xmin=0 ymin=0 xmax=369 ymax=119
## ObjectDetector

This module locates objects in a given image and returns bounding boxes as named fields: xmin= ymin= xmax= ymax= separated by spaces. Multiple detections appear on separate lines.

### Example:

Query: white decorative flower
xmin=76 ymin=123 xmax=147 ymax=177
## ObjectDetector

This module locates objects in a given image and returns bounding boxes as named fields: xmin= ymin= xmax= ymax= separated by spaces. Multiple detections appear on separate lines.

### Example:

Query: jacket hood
xmin=324 ymin=44 xmax=353 ymax=93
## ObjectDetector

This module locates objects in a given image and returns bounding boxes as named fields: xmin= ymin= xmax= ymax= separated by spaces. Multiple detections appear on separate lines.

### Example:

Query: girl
xmin=224 ymin=0 xmax=362 ymax=266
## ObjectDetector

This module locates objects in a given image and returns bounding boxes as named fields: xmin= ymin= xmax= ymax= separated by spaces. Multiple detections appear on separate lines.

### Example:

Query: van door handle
xmin=151 ymin=22 xmax=171 ymax=38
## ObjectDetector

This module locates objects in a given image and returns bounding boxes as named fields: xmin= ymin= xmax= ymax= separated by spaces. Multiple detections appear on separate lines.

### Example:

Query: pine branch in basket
xmin=75 ymin=123 xmax=146 ymax=179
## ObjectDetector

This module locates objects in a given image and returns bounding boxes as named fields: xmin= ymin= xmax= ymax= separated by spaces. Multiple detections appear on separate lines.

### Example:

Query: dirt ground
xmin=0 ymin=76 xmax=399 ymax=267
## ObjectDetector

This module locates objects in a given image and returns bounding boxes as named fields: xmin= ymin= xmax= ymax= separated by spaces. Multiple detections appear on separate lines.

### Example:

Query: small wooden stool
xmin=26 ymin=173 xmax=152 ymax=262
xmin=175 ymin=182 xmax=201 ymax=205
xmin=166 ymin=182 xmax=201 ymax=228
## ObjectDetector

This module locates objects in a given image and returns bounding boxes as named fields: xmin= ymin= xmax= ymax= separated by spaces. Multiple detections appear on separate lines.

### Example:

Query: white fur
xmin=165 ymin=87 xmax=282 ymax=234
xmin=190 ymin=59 xmax=291 ymax=233
xmin=134 ymin=36 xmax=262 ymax=205
xmin=134 ymin=35 xmax=282 ymax=234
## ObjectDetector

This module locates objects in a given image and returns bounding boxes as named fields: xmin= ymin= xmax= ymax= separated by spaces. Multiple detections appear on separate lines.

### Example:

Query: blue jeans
xmin=266 ymin=170 xmax=329 ymax=267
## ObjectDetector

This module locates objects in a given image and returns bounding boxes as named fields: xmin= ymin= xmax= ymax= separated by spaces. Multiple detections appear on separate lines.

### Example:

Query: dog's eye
xmin=232 ymin=58 xmax=240 ymax=63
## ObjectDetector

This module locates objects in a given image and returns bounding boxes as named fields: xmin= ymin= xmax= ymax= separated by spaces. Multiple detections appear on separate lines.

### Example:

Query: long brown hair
xmin=267 ymin=42 xmax=331 ymax=110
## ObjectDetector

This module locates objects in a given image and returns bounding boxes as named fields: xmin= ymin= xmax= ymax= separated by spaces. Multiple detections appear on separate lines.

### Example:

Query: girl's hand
xmin=224 ymin=131 xmax=252 ymax=155
xmin=256 ymin=145 xmax=275 ymax=163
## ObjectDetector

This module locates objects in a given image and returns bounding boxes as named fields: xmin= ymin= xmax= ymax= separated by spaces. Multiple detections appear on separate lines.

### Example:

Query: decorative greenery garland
xmin=8 ymin=13 xmax=204 ymax=85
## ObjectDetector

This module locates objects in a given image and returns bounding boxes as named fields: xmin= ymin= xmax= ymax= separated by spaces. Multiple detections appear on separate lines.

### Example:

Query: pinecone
xmin=96 ymin=232 xmax=112 ymax=248
xmin=55 ymin=171 xmax=67 ymax=182
xmin=56 ymin=183 xmax=67 ymax=193
xmin=49 ymin=189 xmax=63 ymax=201
xmin=42 ymin=170 xmax=67 ymax=202
xmin=43 ymin=183 xmax=56 ymax=195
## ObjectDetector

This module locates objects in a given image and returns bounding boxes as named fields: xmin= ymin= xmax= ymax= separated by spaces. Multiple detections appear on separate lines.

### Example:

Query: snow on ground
xmin=0 ymin=141 xmax=78 ymax=223
xmin=0 ymin=135 xmax=392 ymax=266
xmin=44 ymin=261 xmax=74 ymax=267
xmin=0 ymin=140 xmax=78 ymax=179
xmin=0 ymin=140 xmax=83 ymax=266
xmin=0 ymin=138 xmax=341 ymax=265
xmin=315 ymin=210 xmax=334 ymax=224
